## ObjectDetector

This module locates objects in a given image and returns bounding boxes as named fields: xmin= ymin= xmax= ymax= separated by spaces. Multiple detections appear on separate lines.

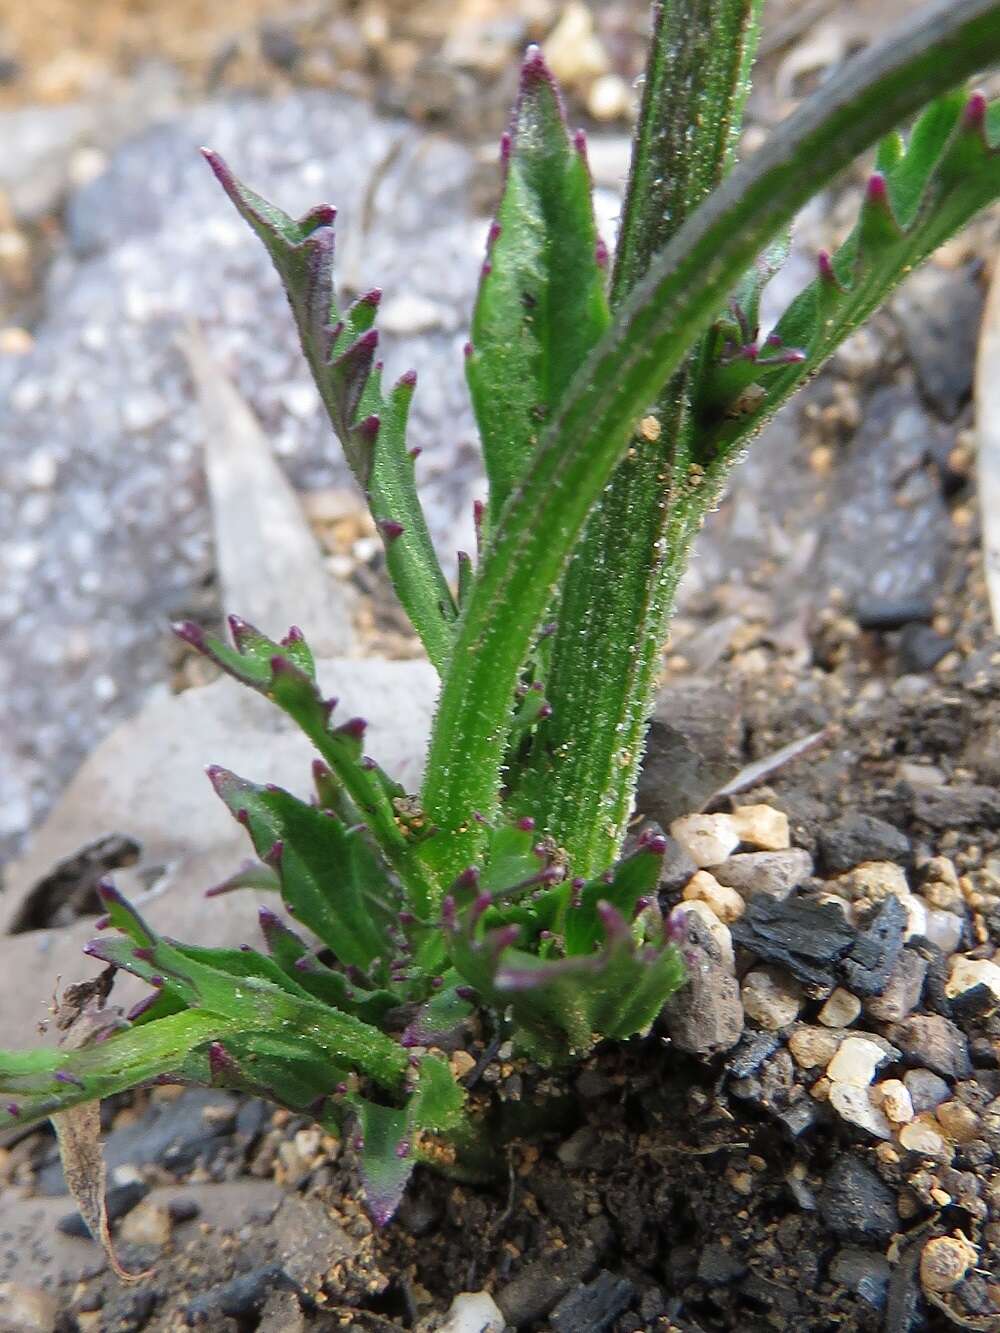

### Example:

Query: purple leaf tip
xmin=964 ymin=89 xmax=988 ymax=131
xmin=517 ymin=816 xmax=535 ymax=832
xmin=865 ymin=171 xmax=889 ymax=206
xmin=377 ymin=518 xmax=405 ymax=543
xmin=399 ymin=368 xmax=417 ymax=389
xmin=172 ymin=619 xmax=206 ymax=649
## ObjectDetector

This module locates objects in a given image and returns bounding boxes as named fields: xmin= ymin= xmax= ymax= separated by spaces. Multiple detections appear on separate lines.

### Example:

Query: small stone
xmin=818 ymin=814 xmax=911 ymax=874
xmin=544 ymin=2 xmax=609 ymax=86
xmin=827 ymin=1037 xmax=889 ymax=1088
xmin=828 ymin=1084 xmax=893 ymax=1140
xmin=864 ymin=950 xmax=928 ymax=1023
xmin=658 ymin=835 xmax=699 ymax=893
xmin=888 ymin=1014 xmax=972 ymax=1079
xmin=662 ymin=909 xmax=742 ymax=1055
xmin=711 ymin=849 xmax=813 ymax=901
xmin=819 ymin=988 xmax=862 ymax=1028
xmin=550 ymin=1270 xmax=635 ymax=1331
xmin=683 ymin=870 xmax=745 ymax=923
xmin=946 ymin=956 xmax=1000 ymax=1003
xmin=672 ymin=900 xmax=733 ymax=967
xmin=935 ymin=1100 xmax=980 ymax=1144
xmin=819 ymin=1155 xmax=898 ymax=1241
xmin=912 ymin=784 xmax=1000 ymax=831
xmin=829 ymin=1249 xmax=891 ymax=1310
xmin=437 ymin=1291 xmax=506 ymax=1333
xmin=0 ymin=1284 xmax=59 ymax=1333
xmin=837 ymin=860 xmax=909 ymax=901
xmin=670 ymin=813 xmax=741 ymax=868
xmin=898 ymin=624 xmax=953 ymax=673
xmin=740 ymin=966 xmax=802 ymax=1030
xmin=923 ymin=908 xmax=963 ymax=954
xmin=874 ymin=1079 xmax=914 ymax=1124
xmin=898 ymin=1117 xmax=954 ymax=1161
xmin=119 ymin=1198 xmax=172 ymax=1247
xmin=919 ymin=1234 xmax=978 ymax=1294
xmin=586 ymin=73 xmax=632 ymax=121
xmin=730 ymin=804 xmax=790 ymax=852
xmin=731 ymin=896 xmax=855 ymax=989
xmin=789 ymin=1026 xmax=841 ymax=1070
xmin=904 ymin=1069 xmax=952 ymax=1114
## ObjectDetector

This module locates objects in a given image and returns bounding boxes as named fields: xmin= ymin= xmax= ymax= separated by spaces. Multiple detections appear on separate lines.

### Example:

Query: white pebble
xmin=673 ymin=900 xmax=733 ymax=968
xmin=826 ymin=1036 xmax=887 ymax=1088
xmin=898 ymin=1118 xmax=954 ymax=1162
xmin=438 ymin=1291 xmax=506 ymax=1333
xmin=873 ymin=1079 xmax=914 ymax=1124
xmin=670 ymin=813 xmax=740 ymax=868
xmin=740 ymin=967 xmax=802 ymax=1030
xmin=923 ymin=908 xmax=963 ymax=954
xmin=828 ymin=1083 xmax=892 ymax=1139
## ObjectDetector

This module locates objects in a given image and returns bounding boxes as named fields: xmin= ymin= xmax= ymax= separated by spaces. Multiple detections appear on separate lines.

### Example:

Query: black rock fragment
xmin=818 ymin=1155 xmax=898 ymax=1245
xmin=817 ymin=812 xmax=911 ymax=873
xmin=731 ymin=896 xmax=855 ymax=988
xmin=184 ymin=1264 xmax=299 ymax=1326
xmin=549 ymin=1270 xmax=636 ymax=1332
xmin=830 ymin=1248 xmax=891 ymax=1310
xmin=841 ymin=894 xmax=907 ymax=997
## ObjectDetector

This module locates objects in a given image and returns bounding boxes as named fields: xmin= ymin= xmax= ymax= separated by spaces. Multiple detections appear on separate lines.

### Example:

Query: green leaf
xmin=208 ymin=768 xmax=394 ymax=971
xmin=203 ymin=153 xmax=456 ymax=672
xmin=421 ymin=0 xmax=1000 ymax=885
xmin=174 ymin=617 xmax=441 ymax=913
xmin=467 ymin=47 xmax=610 ymax=525
xmin=694 ymin=89 xmax=1000 ymax=436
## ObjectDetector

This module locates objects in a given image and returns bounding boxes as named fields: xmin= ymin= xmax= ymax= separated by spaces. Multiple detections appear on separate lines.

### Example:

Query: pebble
xmin=658 ymin=835 xmax=699 ymax=893
xmin=829 ymin=1248 xmax=891 ymax=1310
xmin=711 ymin=848 xmax=813 ymax=901
xmin=819 ymin=988 xmax=861 ymax=1028
xmin=827 ymin=1037 xmax=890 ymax=1088
xmin=119 ymin=1198 xmax=173 ymax=1247
xmin=543 ymin=2 xmax=609 ymax=87
xmin=670 ymin=813 xmax=741 ymax=868
xmin=740 ymin=966 xmax=803 ymax=1030
xmin=0 ymin=1284 xmax=58 ymax=1333
xmin=864 ymin=950 xmax=928 ymax=1023
xmin=923 ymin=908 xmax=964 ymax=955
xmin=732 ymin=895 xmax=855 ymax=989
xmin=888 ymin=1014 xmax=972 ymax=1079
xmin=436 ymin=1291 xmax=505 ymax=1333
xmin=817 ymin=813 xmax=911 ymax=874
xmin=682 ymin=870 xmax=745 ymax=923
xmin=549 ymin=1270 xmax=636 ymax=1332
xmin=836 ymin=861 xmax=909 ymax=902
xmin=819 ymin=1155 xmax=898 ymax=1242
xmin=904 ymin=1068 xmax=952 ymax=1114
xmin=898 ymin=1117 xmax=954 ymax=1162
xmin=730 ymin=804 xmax=790 ymax=852
xmin=662 ymin=909 xmax=742 ymax=1055
xmin=936 ymin=1099 xmax=981 ymax=1144
xmin=828 ymin=1084 xmax=893 ymax=1140
xmin=586 ymin=74 xmax=632 ymax=122
xmin=912 ymin=784 xmax=1000 ymax=831
xmin=946 ymin=955 xmax=1000 ymax=1002
xmin=919 ymin=1234 xmax=978 ymax=1293
xmin=789 ymin=1026 xmax=841 ymax=1070
xmin=672 ymin=900 xmax=733 ymax=967
xmin=874 ymin=1079 xmax=914 ymax=1124
xmin=898 ymin=623 xmax=953 ymax=673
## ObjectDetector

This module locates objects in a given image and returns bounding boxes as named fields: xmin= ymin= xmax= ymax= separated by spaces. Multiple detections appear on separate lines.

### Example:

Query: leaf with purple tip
xmin=466 ymin=45 xmax=610 ymax=526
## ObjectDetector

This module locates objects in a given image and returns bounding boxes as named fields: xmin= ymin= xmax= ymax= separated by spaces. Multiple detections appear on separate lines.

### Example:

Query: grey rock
xmin=818 ymin=1155 xmax=898 ymax=1245
xmin=893 ymin=261 xmax=982 ymax=420
xmin=712 ymin=848 xmax=813 ymax=900
xmin=0 ymin=92 xmax=481 ymax=859
xmin=696 ymin=1244 xmax=747 ymax=1287
xmin=636 ymin=682 xmax=744 ymax=827
xmin=661 ymin=912 xmax=743 ymax=1056
xmin=497 ymin=1217 xmax=610 ymax=1325
xmin=887 ymin=1014 xmax=972 ymax=1080
xmin=549 ymin=1271 xmax=635 ymax=1332
xmin=864 ymin=950 xmax=929 ymax=1023
xmin=830 ymin=1248 xmax=892 ymax=1310
xmin=911 ymin=784 xmax=1000 ymax=830
xmin=731 ymin=895 xmax=855 ymax=989
xmin=185 ymin=1264 xmax=299 ymax=1325
xmin=853 ymin=596 xmax=933 ymax=631
xmin=819 ymin=385 xmax=949 ymax=608
xmin=903 ymin=1068 xmax=951 ymax=1114
xmin=725 ymin=1030 xmax=780 ymax=1079
xmin=897 ymin=623 xmax=953 ymax=673
xmin=817 ymin=812 xmax=911 ymax=874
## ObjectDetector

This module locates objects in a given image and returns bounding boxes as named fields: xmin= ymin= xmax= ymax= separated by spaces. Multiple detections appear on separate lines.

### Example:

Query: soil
xmin=2 ymin=3 xmax=1000 ymax=1332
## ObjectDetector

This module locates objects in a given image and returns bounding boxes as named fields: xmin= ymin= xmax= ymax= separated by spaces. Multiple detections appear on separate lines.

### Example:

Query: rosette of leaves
xmin=3 ymin=0 xmax=1000 ymax=1228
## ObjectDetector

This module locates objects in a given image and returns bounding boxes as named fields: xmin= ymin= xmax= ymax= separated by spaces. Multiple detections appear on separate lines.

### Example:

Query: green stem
xmin=510 ymin=0 xmax=762 ymax=873
xmin=420 ymin=0 xmax=1000 ymax=886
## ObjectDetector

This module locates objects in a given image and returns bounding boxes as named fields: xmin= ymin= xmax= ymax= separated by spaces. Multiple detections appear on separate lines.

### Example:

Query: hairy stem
xmin=511 ymin=0 xmax=762 ymax=873
xmin=418 ymin=0 xmax=1000 ymax=887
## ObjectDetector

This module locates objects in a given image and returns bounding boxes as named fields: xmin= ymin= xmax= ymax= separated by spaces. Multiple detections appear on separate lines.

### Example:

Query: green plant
xmin=4 ymin=0 xmax=1000 ymax=1226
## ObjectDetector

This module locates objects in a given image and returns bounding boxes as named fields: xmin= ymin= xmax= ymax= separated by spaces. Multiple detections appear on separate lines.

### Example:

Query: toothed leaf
xmin=467 ymin=47 xmax=610 ymax=525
